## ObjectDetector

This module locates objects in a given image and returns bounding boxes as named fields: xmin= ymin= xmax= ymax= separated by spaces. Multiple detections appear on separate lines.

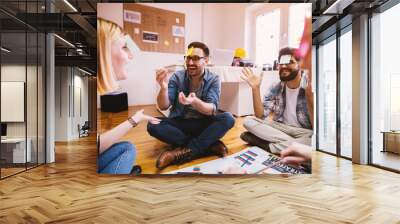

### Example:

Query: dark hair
xmin=188 ymin=41 xmax=210 ymax=57
xmin=278 ymin=47 xmax=301 ymax=62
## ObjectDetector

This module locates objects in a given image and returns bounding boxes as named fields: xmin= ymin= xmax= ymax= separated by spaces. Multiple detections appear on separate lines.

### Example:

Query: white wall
xmin=1 ymin=65 xmax=38 ymax=138
xmin=55 ymin=66 xmax=69 ymax=141
xmin=203 ymin=3 xmax=247 ymax=54
xmin=202 ymin=4 xmax=223 ymax=50
xmin=1 ymin=66 xmax=25 ymax=129
xmin=55 ymin=67 xmax=89 ymax=141
xmin=1 ymin=64 xmax=46 ymax=163
xmin=114 ymin=3 xmax=249 ymax=106
xmin=111 ymin=3 xmax=301 ymax=107
xmin=72 ymin=74 xmax=89 ymax=138
xmin=1 ymin=65 xmax=26 ymax=138
xmin=78 ymin=75 xmax=89 ymax=123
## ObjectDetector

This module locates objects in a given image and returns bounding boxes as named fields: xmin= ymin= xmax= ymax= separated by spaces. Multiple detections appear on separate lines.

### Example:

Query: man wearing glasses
xmin=148 ymin=42 xmax=235 ymax=169
xmin=240 ymin=47 xmax=314 ymax=155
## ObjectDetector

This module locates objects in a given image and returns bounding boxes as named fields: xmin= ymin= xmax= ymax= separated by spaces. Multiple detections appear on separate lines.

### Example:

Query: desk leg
xmin=382 ymin=133 xmax=386 ymax=153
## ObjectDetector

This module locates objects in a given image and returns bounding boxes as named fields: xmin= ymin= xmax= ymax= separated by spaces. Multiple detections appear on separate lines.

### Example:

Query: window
xmin=390 ymin=74 xmax=400 ymax=130
xmin=371 ymin=2 xmax=400 ymax=171
xmin=339 ymin=28 xmax=352 ymax=158
xmin=255 ymin=9 xmax=280 ymax=66
xmin=0 ymin=1 xmax=47 ymax=179
xmin=317 ymin=37 xmax=337 ymax=154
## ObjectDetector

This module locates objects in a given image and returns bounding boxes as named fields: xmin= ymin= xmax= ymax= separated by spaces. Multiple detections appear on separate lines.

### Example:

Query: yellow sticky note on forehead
xmin=186 ymin=47 xmax=194 ymax=56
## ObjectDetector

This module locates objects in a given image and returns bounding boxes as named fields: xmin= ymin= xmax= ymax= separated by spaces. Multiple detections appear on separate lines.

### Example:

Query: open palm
xmin=132 ymin=109 xmax=161 ymax=124
xmin=240 ymin=67 xmax=263 ymax=89
xmin=178 ymin=92 xmax=196 ymax=105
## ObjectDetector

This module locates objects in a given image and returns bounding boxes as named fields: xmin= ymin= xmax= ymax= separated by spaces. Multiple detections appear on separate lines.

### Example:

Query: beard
xmin=279 ymin=68 xmax=299 ymax=82
xmin=186 ymin=64 xmax=203 ymax=77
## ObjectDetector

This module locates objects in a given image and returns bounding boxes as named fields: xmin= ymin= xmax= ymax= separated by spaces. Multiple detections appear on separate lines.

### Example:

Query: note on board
xmin=142 ymin=31 xmax=159 ymax=43
xmin=172 ymin=25 xmax=185 ymax=37
xmin=124 ymin=10 xmax=141 ymax=24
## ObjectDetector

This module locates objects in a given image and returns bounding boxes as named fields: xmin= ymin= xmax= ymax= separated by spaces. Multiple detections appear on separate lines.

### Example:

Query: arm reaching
xmin=98 ymin=109 xmax=160 ymax=154
xmin=240 ymin=67 xmax=264 ymax=119
xmin=156 ymin=68 xmax=171 ymax=110
xmin=280 ymin=142 xmax=312 ymax=167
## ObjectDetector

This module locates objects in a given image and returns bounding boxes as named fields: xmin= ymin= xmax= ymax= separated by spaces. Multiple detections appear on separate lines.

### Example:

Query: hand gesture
xmin=240 ymin=67 xmax=263 ymax=89
xmin=280 ymin=142 xmax=312 ymax=167
xmin=131 ymin=109 xmax=161 ymax=125
xmin=304 ymin=73 xmax=313 ymax=99
xmin=155 ymin=68 xmax=170 ymax=89
xmin=178 ymin=92 xmax=196 ymax=105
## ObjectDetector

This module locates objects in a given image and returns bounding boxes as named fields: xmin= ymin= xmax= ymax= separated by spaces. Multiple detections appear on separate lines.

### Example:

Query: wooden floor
xmin=1 ymin=167 xmax=26 ymax=178
xmin=98 ymin=105 xmax=250 ymax=174
xmin=372 ymin=150 xmax=400 ymax=171
xmin=1 ymin=163 xmax=45 ymax=178
xmin=0 ymin=106 xmax=400 ymax=223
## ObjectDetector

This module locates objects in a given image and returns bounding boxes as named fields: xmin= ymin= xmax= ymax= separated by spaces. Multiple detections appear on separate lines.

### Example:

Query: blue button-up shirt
xmin=168 ymin=69 xmax=221 ymax=119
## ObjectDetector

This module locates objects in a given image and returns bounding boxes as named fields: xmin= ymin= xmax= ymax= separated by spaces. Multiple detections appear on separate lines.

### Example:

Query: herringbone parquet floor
xmin=1 ymin=105 xmax=400 ymax=223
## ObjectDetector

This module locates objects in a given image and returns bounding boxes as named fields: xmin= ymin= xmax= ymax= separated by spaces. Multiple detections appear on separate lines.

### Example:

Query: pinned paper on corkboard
xmin=124 ymin=10 xmax=141 ymax=24
xmin=142 ymin=31 xmax=159 ymax=43
xmin=123 ymin=3 xmax=185 ymax=54
xmin=172 ymin=25 xmax=185 ymax=37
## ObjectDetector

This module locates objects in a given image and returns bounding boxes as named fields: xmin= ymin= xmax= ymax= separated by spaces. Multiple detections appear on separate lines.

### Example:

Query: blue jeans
xmin=98 ymin=141 xmax=136 ymax=174
xmin=147 ymin=112 xmax=235 ymax=157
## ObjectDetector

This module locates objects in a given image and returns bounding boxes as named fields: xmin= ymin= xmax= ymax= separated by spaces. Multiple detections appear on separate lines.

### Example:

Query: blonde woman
xmin=97 ymin=4 xmax=160 ymax=174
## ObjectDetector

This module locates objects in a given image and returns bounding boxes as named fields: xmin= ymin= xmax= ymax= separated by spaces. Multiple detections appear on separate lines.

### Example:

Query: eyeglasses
xmin=184 ymin=55 xmax=206 ymax=62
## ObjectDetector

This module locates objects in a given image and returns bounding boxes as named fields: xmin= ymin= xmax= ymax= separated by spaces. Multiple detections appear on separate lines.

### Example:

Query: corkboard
xmin=123 ymin=4 xmax=185 ymax=54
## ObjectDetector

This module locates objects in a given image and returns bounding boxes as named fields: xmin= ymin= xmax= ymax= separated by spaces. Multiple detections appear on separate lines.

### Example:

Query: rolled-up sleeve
xmin=263 ymin=92 xmax=273 ymax=118
xmin=203 ymin=75 xmax=221 ymax=113
xmin=168 ymin=73 xmax=179 ymax=106
xmin=263 ymin=83 xmax=282 ymax=118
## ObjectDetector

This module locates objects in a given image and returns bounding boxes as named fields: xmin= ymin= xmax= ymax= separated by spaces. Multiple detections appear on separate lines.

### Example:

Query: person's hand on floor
xmin=240 ymin=67 xmax=263 ymax=89
xmin=280 ymin=142 xmax=312 ymax=167
xmin=155 ymin=68 xmax=170 ymax=90
xmin=131 ymin=109 xmax=161 ymax=125
xmin=178 ymin=92 xmax=196 ymax=105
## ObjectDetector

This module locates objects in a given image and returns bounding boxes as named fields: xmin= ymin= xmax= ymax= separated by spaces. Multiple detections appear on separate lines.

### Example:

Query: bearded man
xmin=240 ymin=47 xmax=313 ymax=154
xmin=148 ymin=41 xmax=235 ymax=169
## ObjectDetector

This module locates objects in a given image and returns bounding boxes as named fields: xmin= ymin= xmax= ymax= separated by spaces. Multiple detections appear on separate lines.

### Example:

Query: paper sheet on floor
xmin=166 ymin=146 xmax=306 ymax=174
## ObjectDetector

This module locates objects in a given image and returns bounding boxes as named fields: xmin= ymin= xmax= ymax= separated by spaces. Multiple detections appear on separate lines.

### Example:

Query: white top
xmin=283 ymin=85 xmax=301 ymax=127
